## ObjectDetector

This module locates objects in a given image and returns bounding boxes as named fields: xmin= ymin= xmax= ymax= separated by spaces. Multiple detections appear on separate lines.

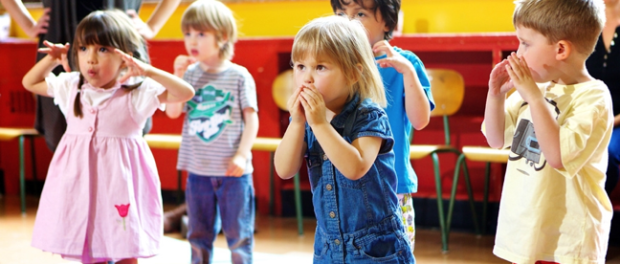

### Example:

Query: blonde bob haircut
xmin=181 ymin=0 xmax=237 ymax=61
xmin=513 ymin=0 xmax=605 ymax=55
xmin=291 ymin=16 xmax=386 ymax=107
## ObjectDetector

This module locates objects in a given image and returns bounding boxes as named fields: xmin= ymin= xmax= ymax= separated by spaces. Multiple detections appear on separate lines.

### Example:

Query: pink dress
xmin=31 ymin=75 xmax=164 ymax=263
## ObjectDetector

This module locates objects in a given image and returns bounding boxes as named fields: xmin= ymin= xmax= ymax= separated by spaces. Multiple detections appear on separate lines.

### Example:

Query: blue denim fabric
xmin=185 ymin=173 xmax=255 ymax=264
xmin=304 ymin=94 xmax=414 ymax=263
xmin=313 ymin=216 xmax=414 ymax=263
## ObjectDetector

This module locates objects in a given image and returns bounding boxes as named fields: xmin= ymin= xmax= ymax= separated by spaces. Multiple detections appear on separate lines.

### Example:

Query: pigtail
xmin=121 ymin=82 xmax=142 ymax=90
xmin=74 ymin=74 xmax=84 ymax=118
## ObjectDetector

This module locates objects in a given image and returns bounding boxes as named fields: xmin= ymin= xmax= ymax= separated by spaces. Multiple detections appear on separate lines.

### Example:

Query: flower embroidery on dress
xmin=115 ymin=204 xmax=130 ymax=230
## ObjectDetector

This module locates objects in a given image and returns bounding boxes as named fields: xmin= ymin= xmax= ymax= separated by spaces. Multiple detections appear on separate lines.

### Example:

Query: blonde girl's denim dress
xmin=304 ymin=94 xmax=414 ymax=264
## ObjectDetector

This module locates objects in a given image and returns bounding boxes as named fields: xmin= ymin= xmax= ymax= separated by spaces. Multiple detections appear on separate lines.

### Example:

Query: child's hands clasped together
xmin=287 ymin=86 xmax=306 ymax=124
xmin=299 ymin=85 xmax=328 ymax=127
xmin=489 ymin=59 xmax=514 ymax=96
xmin=489 ymin=52 xmax=543 ymax=104
xmin=505 ymin=52 xmax=542 ymax=104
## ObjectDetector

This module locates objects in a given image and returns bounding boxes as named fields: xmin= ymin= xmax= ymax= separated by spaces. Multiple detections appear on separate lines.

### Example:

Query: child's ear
xmin=351 ymin=63 xmax=363 ymax=84
xmin=219 ymin=36 xmax=229 ymax=49
xmin=391 ymin=10 xmax=404 ymax=37
xmin=555 ymin=40 xmax=571 ymax=61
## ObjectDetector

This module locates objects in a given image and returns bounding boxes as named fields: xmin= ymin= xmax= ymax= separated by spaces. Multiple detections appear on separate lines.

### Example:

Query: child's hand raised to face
xmin=505 ymin=53 xmax=542 ymax=103
xmin=115 ymin=49 xmax=153 ymax=84
xmin=489 ymin=59 xmax=514 ymax=96
xmin=374 ymin=40 xmax=414 ymax=74
xmin=173 ymin=55 xmax=197 ymax=76
xmin=299 ymin=86 xmax=328 ymax=127
xmin=38 ymin=40 xmax=71 ymax=72
xmin=287 ymin=86 xmax=306 ymax=124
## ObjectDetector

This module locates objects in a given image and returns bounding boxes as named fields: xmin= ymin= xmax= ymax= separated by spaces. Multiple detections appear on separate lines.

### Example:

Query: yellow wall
xmin=9 ymin=0 xmax=516 ymax=40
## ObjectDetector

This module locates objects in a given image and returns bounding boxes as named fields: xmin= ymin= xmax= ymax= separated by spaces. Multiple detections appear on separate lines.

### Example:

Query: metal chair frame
xmin=409 ymin=69 xmax=480 ymax=252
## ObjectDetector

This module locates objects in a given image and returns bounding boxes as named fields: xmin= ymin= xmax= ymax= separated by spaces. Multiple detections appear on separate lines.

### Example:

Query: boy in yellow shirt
xmin=483 ymin=0 xmax=613 ymax=263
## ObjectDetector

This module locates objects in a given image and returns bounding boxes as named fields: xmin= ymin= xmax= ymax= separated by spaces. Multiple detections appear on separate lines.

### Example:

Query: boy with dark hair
xmin=331 ymin=0 xmax=435 ymax=258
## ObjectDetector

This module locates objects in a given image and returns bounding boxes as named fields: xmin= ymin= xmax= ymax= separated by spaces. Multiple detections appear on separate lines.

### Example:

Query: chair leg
xmin=293 ymin=173 xmax=303 ymax=236
xmin=446 ymin=154 xmax=462 ymax=233
xmin=19 ymin=135 xmax=26 ymax=215
xmin=176 ymin=170 xmax=183 ymax=205
xmin=29 ymin=136 xmax=38 ymax=193
xmin=431 ymin=152 xmax=448 ymax=252
xmin=482 ymin=162 xmax=491 ymax=235
xmin=459 ymin=157 xmax=480 ymax=235
xmin=268 ymin=152 xmax=274 ymax=215
xmin=448 ymin=154 xmax=480 ymax=236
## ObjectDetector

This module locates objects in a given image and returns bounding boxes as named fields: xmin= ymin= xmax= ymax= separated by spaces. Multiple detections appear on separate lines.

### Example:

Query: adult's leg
xmin=217 ymin=174 xmax=254 ymax=264
xmin=186 ymin=174 xmax=220 ymax=264
xmin=606 ymin=127 xmax=620 ymax=194
xmin=141 ymin=117 xmax=153 ymax=136
xmin=163 ymin=202 xmax=187 ymax=233
xmin=34 ymin=95 xmax=66 ymax=152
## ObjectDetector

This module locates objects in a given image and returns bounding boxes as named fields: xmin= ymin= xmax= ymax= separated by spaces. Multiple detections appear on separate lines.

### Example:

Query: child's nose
xmin=303 ymin=72 xmax=313 ymax=83
xmin=87 ymin=51 xmax=97 ymax=64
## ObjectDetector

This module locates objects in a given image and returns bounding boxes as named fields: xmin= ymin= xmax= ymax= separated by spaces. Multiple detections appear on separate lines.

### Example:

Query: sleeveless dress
xmin=31 ymin=74 xmax=164 ymax=263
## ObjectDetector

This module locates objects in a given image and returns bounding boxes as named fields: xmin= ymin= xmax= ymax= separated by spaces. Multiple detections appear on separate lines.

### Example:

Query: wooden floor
xmin=1 ymin=195 xmax=619 ymax=264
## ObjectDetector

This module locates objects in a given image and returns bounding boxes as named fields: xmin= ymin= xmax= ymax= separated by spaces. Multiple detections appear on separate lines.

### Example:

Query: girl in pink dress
xmin=21 ymin=10 xmax=194 ymax=264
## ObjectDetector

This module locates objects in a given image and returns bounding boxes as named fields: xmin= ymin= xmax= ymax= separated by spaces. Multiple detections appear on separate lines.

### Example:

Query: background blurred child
xmin=22 ymin=9 xmax=194 ymax=264
xmin=331 ymin=0 xmax=435 ymax=255
xmin=165 ymin=0 xmax=259 ymax=263
xmin=483 ymin=0 xmax=612 ymax=263
xmin=274 ymin=15 xmax=413 ymax=263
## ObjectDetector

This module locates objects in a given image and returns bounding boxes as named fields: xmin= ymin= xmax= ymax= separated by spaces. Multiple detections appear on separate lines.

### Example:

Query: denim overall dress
xmin=304 ymin=94 xmax=414 ymax=263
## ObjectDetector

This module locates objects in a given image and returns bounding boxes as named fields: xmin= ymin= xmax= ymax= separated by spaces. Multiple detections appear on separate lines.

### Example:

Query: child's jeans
xmin=186 ymin=173 xmax=255 ymax=264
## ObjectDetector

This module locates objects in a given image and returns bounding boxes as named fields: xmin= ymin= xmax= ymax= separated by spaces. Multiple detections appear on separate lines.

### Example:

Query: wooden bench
xmin=0 ymin=127 xmax=39 ymax=214
xmin=143 ymin=135 xmax=304 ymax=235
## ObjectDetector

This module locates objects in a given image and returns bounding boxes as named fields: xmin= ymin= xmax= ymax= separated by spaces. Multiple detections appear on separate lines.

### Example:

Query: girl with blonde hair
xmin=275 ymin=15 xmax=413 ymax=263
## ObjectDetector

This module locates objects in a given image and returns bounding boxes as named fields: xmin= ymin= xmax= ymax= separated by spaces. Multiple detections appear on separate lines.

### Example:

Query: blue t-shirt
xmin=376 ymin=47 xmax=435 ymax=194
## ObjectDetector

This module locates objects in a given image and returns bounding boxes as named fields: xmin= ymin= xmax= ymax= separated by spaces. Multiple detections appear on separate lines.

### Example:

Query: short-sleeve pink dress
xmin=31 ymin=74 xmax=164 ymax=263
